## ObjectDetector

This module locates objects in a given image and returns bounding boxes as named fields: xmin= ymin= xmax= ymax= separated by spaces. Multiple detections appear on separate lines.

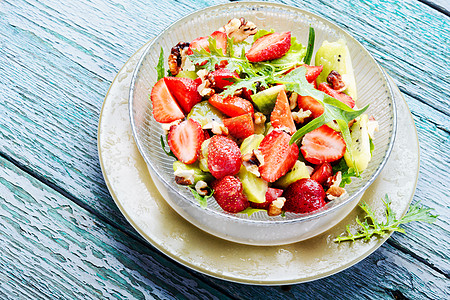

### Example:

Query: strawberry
xmin=208 ymin=94 xmax=254 ymax=117
xmin=164 ymin=77 xmax=201 ymax=114
xmin=297 ymin=95 xmax=324 ymax=119
xmin=250 ymin=187 xmax=284 ymax=209
xmin=223 ymin=113 xmax=254 ymax=140
xmin=318 ymin=82 xmax=355 ymax=108
xmin=210 ymin=68 xmax=239 ymax=90
xmin=246 ymin=32 xmax=291 ymax=63
xmin=211 ymin=176 xmax=249 ymax=213
xmin=207 ymin=135 xmax=241 ymax=179
xmin=258 ymin=130 xmax=299 ymax=182
xmin=167 ymin=119 xmax=204 ymax=164
xmin=310 ymin=162 xmax=333 ymax=185
xmin=285 ymin=65 xmax=323 ymax=83
xmin=150 ymin=78 xmax=184 ymax=123
xmin=301 ymin=125 xmax=346 ymax=164
xmin=189 ymin=31 xmax=227 ymax=55
xmin=270 ymin=89 xmax=296 ymax=135
xmin=283 ymin=178 xmax=326 ymax=214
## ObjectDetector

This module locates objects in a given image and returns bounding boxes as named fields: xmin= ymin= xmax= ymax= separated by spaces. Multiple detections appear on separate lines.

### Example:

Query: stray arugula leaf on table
xmin=334 ymin=195 xmax=438 ymax=243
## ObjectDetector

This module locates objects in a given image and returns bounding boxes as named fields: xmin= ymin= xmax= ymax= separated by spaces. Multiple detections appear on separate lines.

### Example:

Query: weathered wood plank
xmin=0 ymin=157 xmax=229 ymax=300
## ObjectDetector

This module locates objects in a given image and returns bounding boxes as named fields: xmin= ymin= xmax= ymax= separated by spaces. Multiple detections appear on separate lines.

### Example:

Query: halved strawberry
xmin=189 ymin=31 xmax=227 ymax=55
xmin=258 ymin=130 xmax=299 ymax=182
xmin=223 ymin=113 xmax=254 ymax=140
xmin=212 ymin=176 xmax=249 ymax=213
xmin=250 ymin=187 xmax=284 ymax=209
xmin=210 ymin=68 xmax=239 ymax=90
xmin=167 ymin=119 xmax=204 ymax=164
xmin=270 ymin=89 xmax=296 ymax=135
xmin=283 ymin=178 xmax=326 ymax=214
xmin=297 ymin=95 xmax=324 ymax=119
xmin=207 ymin=135 xmax=241 ymax=179
xmin=310 ymin=162 xmax=333 ymax=185
xmin=164 ymin=77 xmax=201 ymax=114
xmin=318 ymin=82 xmax=355 ymax=108
xmin=246 ymin=32 xmax=291 ymax=62
xmin=301 ymin=125 xmax=346 ymax=164
xmin=208 ymin=94 xmax=254 ymax=117
xmin=150 ymin=78 xmax=184 ymax=123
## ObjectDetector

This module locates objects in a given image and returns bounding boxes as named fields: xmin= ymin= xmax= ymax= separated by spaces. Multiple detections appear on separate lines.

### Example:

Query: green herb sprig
xmin=334 ymin=195 xmax=438 ymax=243
xmin=188 ymin=186 xmax=214 ymax=209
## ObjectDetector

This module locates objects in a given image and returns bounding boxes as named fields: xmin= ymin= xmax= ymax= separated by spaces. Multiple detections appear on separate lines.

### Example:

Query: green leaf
xmin=268 ymin=37 xmax=306 ymax=72
xmin=304 ymin=26 xmax=315 ymax=65
xmin=160 ymin=135 xmax=176 ymax=159
xmin=188 ymin=186 xmax=214 ymax=209
xmin=239 ymin=207 xmax=267 ymax=216
xmin=332 ymin=158 xmax=359 ymax=187
xmin=253 ymin=28 xmax=275 ymax=41
xmin=156 ymin=47 xmax=165 ymax=79
xmin=334 ymin=194 xmax=438 ymax=243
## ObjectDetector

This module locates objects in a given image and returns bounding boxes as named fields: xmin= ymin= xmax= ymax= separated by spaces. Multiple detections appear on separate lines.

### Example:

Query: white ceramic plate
xmin=98 ymin=42 xmax=419 ymax=285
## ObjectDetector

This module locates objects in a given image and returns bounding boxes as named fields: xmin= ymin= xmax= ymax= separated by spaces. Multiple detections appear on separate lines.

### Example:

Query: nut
xmin=242 ymin=149 xmax=264 ymax=177
xmin=160 ymin=119 xmax=181 ymax=134
xmin=327 ymin=70 xmax=347 ymax=92
xmin=203 ymin=121 xmax=228 ymax=136
xmin=289 ymin=92 xmax=298 ymax=110
xmin=292 ymin=109 xmax=311 ymax=124
xmin=195 ymin=180 xmax=209 ymax=196
xmin=268 ymin=197 xmax=286 ymax=216
xmin=219 ymin=18 xmax=257 ymax=43
xmin=196 ymin=69 xmax=215 ymax=97
xmin=168 ymin=42 xmax=190 ymax=76
xmin=174 ymin=169 xmax=195 ymax=185
xmin=326 ymin=185 xmax=347 ymax=201
xmin=254 ymin=112 xmax=266 ymax=125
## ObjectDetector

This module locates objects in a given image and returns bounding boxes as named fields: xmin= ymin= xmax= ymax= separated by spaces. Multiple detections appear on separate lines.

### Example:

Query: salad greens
xmin=304 ymin=26 xmax=315 ymax=65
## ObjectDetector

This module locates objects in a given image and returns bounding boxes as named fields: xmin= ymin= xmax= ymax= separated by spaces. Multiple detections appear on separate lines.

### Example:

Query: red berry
xmin=210 ymin=68 xmax=240 ymax=90
xmin=250 ymin=188 xmax=284 ymax=209
xmin=285 ymin=64 xmax=324 ymax=83
xmin=150 ymin=78 xmax=184 ymax=123
xmin=223 ymin=113 xmax=254 ymax=140
xmin=301 ymin=125 xmax=346 ymax=164
xmin=189 ymin=31 xmax=227 ymax=55
xmin=258 ymin=130 xmax=299 ymax=182
xmin=318 ymin=82 xmax=355 ymax=108
xmin=270 ymin=89 xmax=296 ymax=135
xmin=164 ymin=77 xmax=201 ymax=114
xmin=246 ymin=32 xmax=291 ymax=62
xmin=310 ymin=163 xmax=333 ymax=185
xmin=211 ymin=176 xmax=249 ymax=213
xmin=283 ymin=179 xmax=326 ymax=214
xmin=208 ymin=94 xmax=254 ymax=117
xmin=167 ymin=119 xmax=204 ymax=164
xmin=297 ymin=95 xmax=324 ymax=119
xmin=207 ymin=135 xmax=241 ymax=179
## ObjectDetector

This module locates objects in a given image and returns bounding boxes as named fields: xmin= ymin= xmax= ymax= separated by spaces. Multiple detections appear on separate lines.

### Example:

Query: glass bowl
xmin=129 ymin=2 xmax=396 ymax=245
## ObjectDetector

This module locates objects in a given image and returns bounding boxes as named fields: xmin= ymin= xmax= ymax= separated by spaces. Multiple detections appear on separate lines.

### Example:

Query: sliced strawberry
xmin=189 ymin=31 xmax=227 ymax=55
xmin=241 ymin=88 xmax=253 ymax=101
xmin=208 ymin=94 xmax=254 ymax=117
xmin=283 ymin=178 xmax=326 ymax=214
xmin=223 ymin=113 xmax=254 ymax=140
xmin=301 ymin=125 xmax=346 ymax=164
xmin=285 ymin=64 xmax=323 ymax=83
xmin=167 ymin=119 xmax=204 ymax=164
xmin=270 ymin=89 xmax=296 ymax=135
xmin=150 ymin=78 xmax=184 ymax=123
xmin=210 ymin=68 xmax=240 ymax=90
xmin=246 ymin=32 xmax=291 ymax=63
xmin=164 ymin=77 xmax=201 ymax=114
xmin=318 ymin=82 xmax=355 ymax=108
xmin=258 ymin=130 xmax=299 ymax=182
xmin=297 ymin=95 xmax=324 ymax=119
xmin=310 ymin=162 xmax=333 ymax=185
xmin=207 ymin=135 xmax=241 ymax=179
xmin=250 ymin=187 xmax=284 ymax=209
xmin=212 ymin=176 xmax=249 ymax=213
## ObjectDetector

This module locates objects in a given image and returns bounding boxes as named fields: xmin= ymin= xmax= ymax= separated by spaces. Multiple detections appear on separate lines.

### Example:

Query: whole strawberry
xmin=207 ymin=135 xmax=241 ymax=179
xmin=283 ymin=178 xmax=326 ymax=214
xmin=212 ymin=176 xmax=249 ymax=213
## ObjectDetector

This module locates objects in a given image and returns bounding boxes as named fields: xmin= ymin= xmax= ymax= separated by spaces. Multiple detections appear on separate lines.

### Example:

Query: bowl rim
xmin=129 ymin=1 xmax=397 ymax=225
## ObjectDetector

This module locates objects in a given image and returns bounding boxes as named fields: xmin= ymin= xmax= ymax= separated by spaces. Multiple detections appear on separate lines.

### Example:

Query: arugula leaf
xmin=188 ymin=186 xmax=214 ymax=209
xmin=156 ymin=47 xmax=165 ymax=80
xmin=239 ymin=207 xmax=267 ymax=216
xmin=222 ymin=75 xmax=268 ymax=97
xmin=269 ymin=36 xmax=306 ymax=73
xmin=304 ymin=26 xmax=315 ymax=65
xmin=160 ymin=135 xmax=176 ymax=159
xmin=369 ymin=137 xmax=375 ymax=157
xmin=332 ymin=158 xmax=359 ymax=187
xmin=334 ymin=195 xmax=438 ymax=243
xmin=253 ymin=28 xmax=275 ymax=41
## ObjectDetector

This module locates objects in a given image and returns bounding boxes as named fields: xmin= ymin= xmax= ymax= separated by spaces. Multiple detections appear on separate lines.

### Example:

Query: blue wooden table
xmin=0 ymin=0 xmax=448 ymax=298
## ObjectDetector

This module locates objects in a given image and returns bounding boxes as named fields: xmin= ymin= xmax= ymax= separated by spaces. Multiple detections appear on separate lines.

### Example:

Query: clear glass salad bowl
xmin=129 ymin=2 xmax=396 ymax=245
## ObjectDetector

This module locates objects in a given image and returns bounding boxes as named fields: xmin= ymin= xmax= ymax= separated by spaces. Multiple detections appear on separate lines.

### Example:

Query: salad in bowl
xmin=129 ymin=3 xmax=395 ymax=245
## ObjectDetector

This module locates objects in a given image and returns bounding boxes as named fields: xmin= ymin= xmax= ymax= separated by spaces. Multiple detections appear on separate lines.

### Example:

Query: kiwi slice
xmin=173 ymin=161 xmax=213 ymax=183
xmin=176 ymin=70 xmax=197 ymax=80
xmin=187 ymin=101 xmax=225 ymax=127
xmin=251 ymin=85 xmax=285 ymax=115
xmin=344 ymin=114 xmax=371 ymax=173
xmin=275 ymin=160 xmax=310 ymax=188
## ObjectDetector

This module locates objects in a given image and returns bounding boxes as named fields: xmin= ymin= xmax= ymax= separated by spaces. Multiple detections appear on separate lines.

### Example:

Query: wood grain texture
xmin=0 ymin=157 xmax=229 ymax=300
xmin=0 ymin=0 xmax=449 ymax=297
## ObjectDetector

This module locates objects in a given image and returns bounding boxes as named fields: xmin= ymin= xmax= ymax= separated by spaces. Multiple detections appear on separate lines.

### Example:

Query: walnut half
xmin=168 ymin=42 xmax=190 ymax=76
xmin=219 ymin=18 xmax=257 ymax=43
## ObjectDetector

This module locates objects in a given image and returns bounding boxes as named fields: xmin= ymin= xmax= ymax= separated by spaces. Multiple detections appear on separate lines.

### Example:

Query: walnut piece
xmin=168 ymin=42 xmax=190 ymax=76
xmin=326 ymin=171 xmax=348 ymax=201
xmin=268 ymin=197 xmax=286 ymax=216
xmin=292 ymin=109 xmax=311 ymax=124
xmin=203 ymin=121 xmax=229 ymax=136
xmin=327 ymin=70 xmax=347 ymax=92
xmin=242 ymin=149 xmax=264 ymax=177
xmin=174 ymin=169 xmax=195 ymax=186
xmin=219 ymin=18 xmax=257 ymax=43
xmin=160 ymin=119 xmax=181 ymax=134
xmin=196 ymin=69 xmax=215 ymax=97
xmin=254 ymin=112 xmax=266 ymax=125
xmin=289 ymin=92 xmax=298 ymax=110
xmin=195 ymin=180 xmax=209 ymax=196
